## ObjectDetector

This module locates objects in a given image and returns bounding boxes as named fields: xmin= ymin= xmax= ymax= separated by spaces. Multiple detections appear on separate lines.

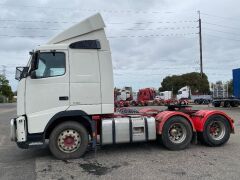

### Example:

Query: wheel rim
xmin=168 ymin=123 xmax=187 ymax=144
xmin=57 ymin=129 xmax=81 ymax=153
xmin=209 ymin=121 xmax=226 ymax=141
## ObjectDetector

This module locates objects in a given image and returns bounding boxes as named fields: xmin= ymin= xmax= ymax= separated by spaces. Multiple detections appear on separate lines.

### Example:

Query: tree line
xmin=0 ymin=74 xmax=14 ymax=103
xmin=159 ymin=72 xmax=210 ymax=95
xmin=159 ymin=72 xmax=233 ymax=95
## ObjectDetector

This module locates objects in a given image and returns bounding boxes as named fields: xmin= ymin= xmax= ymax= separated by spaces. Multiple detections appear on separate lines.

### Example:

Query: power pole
xmin=198 ymin=11 xmax=203 ymax=77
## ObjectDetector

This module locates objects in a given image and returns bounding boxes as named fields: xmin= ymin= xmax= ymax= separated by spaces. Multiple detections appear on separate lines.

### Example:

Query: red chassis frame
xmin=92 ymin=106 xmax=235 ymax=139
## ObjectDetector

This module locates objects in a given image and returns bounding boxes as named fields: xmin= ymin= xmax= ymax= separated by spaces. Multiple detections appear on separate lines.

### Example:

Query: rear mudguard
xmin=155 ymin=111 xmax=196 ymax=134
xmin=191 ymin=110 xmax=234 ymax=133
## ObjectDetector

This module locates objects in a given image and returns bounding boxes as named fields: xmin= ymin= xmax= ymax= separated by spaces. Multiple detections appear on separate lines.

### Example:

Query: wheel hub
xmin=170 ymin=129 xmax=178 ymax=136
xmin=57 ymin=129 xmax=81 ymax=153
xmin=168 ymin=123 xmax=187 ymax=144
xmin=209 ymin=121 xmax=226 ymax=140
xmin=64 ymin=136 xmax=75 ymax=147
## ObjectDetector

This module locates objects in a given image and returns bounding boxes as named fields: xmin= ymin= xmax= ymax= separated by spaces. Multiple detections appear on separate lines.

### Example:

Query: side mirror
xmin=15 ymin=67 xmax=29 ymax=81
xmin=30 ymin=70 xmax=37 ymax=79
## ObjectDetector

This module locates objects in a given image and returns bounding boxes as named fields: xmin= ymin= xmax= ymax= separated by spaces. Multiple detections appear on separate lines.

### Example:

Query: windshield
xmin=33 ymin=52 xmax=65 ymax=78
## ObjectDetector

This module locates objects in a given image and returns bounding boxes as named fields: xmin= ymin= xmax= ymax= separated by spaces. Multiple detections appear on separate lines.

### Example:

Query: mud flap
xmin=191 ymin=132 xmax=198 ymax=144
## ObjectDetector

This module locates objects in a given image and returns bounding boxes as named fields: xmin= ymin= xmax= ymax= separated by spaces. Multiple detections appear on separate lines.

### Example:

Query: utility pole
xmin=198 ymin=11 xmax=203 ymax=78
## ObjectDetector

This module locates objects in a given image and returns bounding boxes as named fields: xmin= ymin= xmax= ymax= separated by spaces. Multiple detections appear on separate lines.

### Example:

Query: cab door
xmin=25 ymin=50 xmax=70 ymax=134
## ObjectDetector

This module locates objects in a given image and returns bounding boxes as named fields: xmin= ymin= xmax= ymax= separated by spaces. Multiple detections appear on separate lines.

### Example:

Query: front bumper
xmin=10 ymin=116 xmax=45 ymax=149
xmin=10 ymin=118 xmax=16 ymax=141
xmin=10 ymin=116 xmax=27 ymax=142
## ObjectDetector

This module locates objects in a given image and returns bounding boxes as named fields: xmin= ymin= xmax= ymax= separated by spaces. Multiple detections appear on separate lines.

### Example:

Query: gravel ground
xmin=0 ymin=104 xmax=240 ymax=180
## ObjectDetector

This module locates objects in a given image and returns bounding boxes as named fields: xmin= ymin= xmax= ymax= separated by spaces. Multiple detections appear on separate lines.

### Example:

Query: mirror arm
xmin=30 ymin=70 xmax=37 ymax=79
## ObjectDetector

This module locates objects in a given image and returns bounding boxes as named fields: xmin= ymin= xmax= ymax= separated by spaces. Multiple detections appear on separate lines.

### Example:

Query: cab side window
xmin=34 ymin=52 xmax=65 ymax=78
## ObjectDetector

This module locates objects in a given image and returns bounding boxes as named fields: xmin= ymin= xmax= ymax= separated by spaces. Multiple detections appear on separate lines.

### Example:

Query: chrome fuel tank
xmin=101 ymin=116 xmax=156 ymax=145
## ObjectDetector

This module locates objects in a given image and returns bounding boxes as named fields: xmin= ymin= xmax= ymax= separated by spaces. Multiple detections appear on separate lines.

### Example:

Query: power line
xmin=0 ymin=18 xmax=196 ymax=25
xmin=204 ymin=33 xmax=240 ymax=42
xmin=0 ymin=3 xmax=195 ymax=15
xmin=0 ymin=32 xmax=197 ymax=39
xmin=0 ymin=26 xmax=197 ymax=31
xmin=0 ymin=19 xmax=73 ymax=24
xmin=0 ymin=26 xmax=60 ymax=31
xmin=0 ymin=34 xmax=47 ymax=38
xmin=203 ymin=27 xmax=240 ymax=36
xmin=202 ymin=22 xmax=240 ymax=31
xmin=122 ymin=26 xmax=197 ymax=31
xmin=201 ymin=13 xmax=240 ymax=22
xmin=117 ymin=20 xmax=196 ymax=24
xmin=108 ymin=33 xmax=197 ymax=38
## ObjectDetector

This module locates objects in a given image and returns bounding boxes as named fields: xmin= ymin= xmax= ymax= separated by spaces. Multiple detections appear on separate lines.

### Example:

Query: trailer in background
xmin=233 ymin=68 xmax=240 ymax=98
xmin=212 ymin=68 xmax=240 ymax=107
xmin=158 ymin=91 xmax=173 ymax=100
xmin=176 ymin=86 xmax=211 ymax=104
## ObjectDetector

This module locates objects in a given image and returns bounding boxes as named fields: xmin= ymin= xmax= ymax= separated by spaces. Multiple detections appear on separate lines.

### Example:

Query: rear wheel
xmin=213 ymin=101 xmax=220 ymax=107
xmin=49 ymin=121 xmax=89 ymax=159
xmin=202 ymin=115 xmax=230 ymax=146
xmin=203 ymin=99 xmax=209 ymax=104
xmin=161 ymin=116 xmax=192 ymax=150
xmin=224 ymin=101 xmax=230 ymax=108
xmin=230 ymin=101 xmax=238 ymax=107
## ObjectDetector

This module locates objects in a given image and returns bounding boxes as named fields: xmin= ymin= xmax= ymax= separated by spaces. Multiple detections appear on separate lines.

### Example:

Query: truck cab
xmin=177 ymin=86 xmax=190 ymax=100
xmin=12 ymin=13 xmax=114 ymax=152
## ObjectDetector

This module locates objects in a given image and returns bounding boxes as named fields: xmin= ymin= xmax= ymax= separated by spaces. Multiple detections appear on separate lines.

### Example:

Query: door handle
xmin=59 ymin=96 xmax=69 ymax=101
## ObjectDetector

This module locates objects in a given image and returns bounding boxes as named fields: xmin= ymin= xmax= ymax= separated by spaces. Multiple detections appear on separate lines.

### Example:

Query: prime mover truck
xmin=11 ymin=14 xmax=235 ymax=159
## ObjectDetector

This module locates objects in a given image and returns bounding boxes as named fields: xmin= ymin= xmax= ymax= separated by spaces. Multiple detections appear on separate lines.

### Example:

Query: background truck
xmin=130 ymin=88 xmax=156 ymax=106
xmin=177 ymin=86 xmax=190 ymax=100
xmin=158 ymin=91 xmax=173 ymax=100
xmin=177 ymin=86 xmax=211 ymax=104
xmin=11 ymin=13 xmax=234 ymax=160
xmin=114 ymin=87 xmax=132 ymax=107
xmin=154 ymin=91 xmax=180 ymax=105
xmin=212 ymin=68 xmax=240 ymax=107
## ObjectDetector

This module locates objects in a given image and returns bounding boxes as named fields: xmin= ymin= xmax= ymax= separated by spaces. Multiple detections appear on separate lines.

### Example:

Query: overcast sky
xmin=0 ymin=0 xmax=239 ymax=91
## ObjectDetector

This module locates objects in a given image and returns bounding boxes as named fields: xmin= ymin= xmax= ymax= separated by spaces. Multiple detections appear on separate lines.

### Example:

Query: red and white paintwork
xmin=93 ymin=107 xmax=235 ymax=139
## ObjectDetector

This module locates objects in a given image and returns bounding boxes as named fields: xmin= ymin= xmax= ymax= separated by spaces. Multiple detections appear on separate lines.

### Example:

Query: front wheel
xmin=161 ymin=116 xmax=192 ymax=150
xmin=49 ymin=121 xmax=89 ymax=160
xmin=202 ymin=115 xmax=230 ymax=146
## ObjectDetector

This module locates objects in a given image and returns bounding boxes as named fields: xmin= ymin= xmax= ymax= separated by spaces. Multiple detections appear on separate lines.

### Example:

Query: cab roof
xmin=47 ymin=13 xmax=105 ymax=45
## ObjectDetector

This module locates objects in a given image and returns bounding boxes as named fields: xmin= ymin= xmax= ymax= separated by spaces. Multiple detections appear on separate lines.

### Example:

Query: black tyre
xmin=202 ymin=115 xmax=230 ymax=146
xmin=223 ymin=101 xmax=230 ymax=108
xmin=231 ymin=101 xmax=239 ymax=107
xmin=194 ymin=100 xmax=199 ymax=104
xmin=131 ymin=101 xmax=137 ymax=106
xmin=161 ymin=116 xmax=192 ymax=150
xmin=203 ymin=99 xmax=209 ymax=104
xmin=49 ymin=121 xmax=89 ymax=160
xmin=230 ymin=101 xmax=238 ymax=107
xmin=213 ymin=101 xmax=220 ymax=107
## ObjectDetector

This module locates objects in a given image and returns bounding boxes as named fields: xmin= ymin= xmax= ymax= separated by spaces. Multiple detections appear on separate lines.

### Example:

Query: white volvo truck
xmin=11 ymin=14 xmax=234 ymax=159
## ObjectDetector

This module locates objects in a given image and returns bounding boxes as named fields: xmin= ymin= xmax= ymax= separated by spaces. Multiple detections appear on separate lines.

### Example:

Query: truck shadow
xmin=8 ymin=140 xmax=208 ymax=161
